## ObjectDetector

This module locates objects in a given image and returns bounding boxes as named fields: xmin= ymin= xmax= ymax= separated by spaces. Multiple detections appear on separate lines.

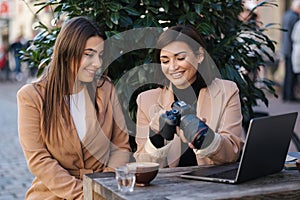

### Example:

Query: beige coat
xmin=17 ymin=78 xmax=131 ymax=200
xmin=134 ymin=78 xmax=244 ymax=167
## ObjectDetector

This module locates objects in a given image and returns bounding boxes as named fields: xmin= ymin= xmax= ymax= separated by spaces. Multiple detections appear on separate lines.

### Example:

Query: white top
xmin=70 ymin=89 xmax=86 ymax=140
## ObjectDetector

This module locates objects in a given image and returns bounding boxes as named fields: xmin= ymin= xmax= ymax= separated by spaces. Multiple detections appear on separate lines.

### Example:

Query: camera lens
xmin=180 ymin=114 xmax=208 ymax=149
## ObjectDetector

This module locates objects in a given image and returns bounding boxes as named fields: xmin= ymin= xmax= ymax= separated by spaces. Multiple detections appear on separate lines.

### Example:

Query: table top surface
xmin=85 ymin=166 xmax=300 ymax=200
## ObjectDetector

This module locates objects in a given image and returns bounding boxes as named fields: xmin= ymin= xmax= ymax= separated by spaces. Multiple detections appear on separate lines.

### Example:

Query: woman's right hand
xmin=149 ymin=104 xmax=166 ymax=134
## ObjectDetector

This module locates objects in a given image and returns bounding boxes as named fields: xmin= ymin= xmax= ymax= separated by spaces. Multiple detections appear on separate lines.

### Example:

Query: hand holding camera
xmin=158 ymin=101 xmax=214 ymax=149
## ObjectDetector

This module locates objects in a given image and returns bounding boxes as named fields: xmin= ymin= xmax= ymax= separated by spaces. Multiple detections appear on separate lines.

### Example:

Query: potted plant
xmin=21 ymin=0 xmax=278 ymax=151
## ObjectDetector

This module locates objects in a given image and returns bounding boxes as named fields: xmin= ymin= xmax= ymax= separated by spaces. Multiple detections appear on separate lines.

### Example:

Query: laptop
xmin=180 ymin=112 xmax=298 ymax=184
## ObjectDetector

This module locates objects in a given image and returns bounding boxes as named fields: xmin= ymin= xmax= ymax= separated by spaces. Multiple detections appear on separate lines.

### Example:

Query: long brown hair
xmin=40 ymin=16 xmax=106 ymax=135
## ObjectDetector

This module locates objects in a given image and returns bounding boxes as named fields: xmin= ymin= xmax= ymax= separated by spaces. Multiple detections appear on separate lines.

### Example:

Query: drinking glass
xmin=115 ymin=166 xmax=136 ymax=193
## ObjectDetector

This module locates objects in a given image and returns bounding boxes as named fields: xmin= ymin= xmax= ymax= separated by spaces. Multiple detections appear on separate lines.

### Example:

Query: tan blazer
xmin=17 ymin=78 xmax=131 ymax=200
xmin=134 ymin=78 xmax=244 ymax=167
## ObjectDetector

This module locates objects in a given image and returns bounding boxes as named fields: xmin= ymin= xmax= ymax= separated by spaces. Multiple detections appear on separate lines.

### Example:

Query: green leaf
xmin=38 ymin=58 xmax=51 ymax=70
xmin=183 ymin=1 xmax=190 ymax=13
xmin=54 ymin=4 xmax=63 ymax=13
xmin=119 ymin=16 xmax=133 ymax=27
xmin=186 ymin=13 xmax=197 ymax=25
xmin=133 ymin=18 xmax=144 ymax=28
xmin=178 ymin=15 xmax=186 ymax=24
xmin=194 ymin=3 xmax=203 ymax=15
xmin=107 ymin=2 xmax=122 ymax=12
xmin=106 ymin=20 xmax=113 ymax=29
xmin=144 ymin=14 xmax=154 ymax=27
xmin=148 ymin=7 xmax=159 ymax=14
xmin=111 ymin=12 xmax=120 ymax=25
xmin=123 ymin=7 xmax=140 ymax=16
xmin=173 ymin=0 xmax=179 ymax=8
xmin=212 ymin=3 xmax=222 ymax=11
xmin=161 ymin=0 xmax=169 ymax=13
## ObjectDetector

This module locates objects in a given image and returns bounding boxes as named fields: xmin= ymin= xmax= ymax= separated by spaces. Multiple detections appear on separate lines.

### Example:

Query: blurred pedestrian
xmin=291 ymin=19 xmax=300 ymax=74
xmin=281 ymin=0 xmax=300 ymax=102
xmin=0 ymin=44 xmax=10 ymax=81
xmin=10 ymin=35 xmax=25 ymax=81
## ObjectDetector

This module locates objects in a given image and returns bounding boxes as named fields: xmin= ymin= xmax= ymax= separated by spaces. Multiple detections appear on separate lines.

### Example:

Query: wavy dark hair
xmin=154 ymin=24 xmax=218 ymax=88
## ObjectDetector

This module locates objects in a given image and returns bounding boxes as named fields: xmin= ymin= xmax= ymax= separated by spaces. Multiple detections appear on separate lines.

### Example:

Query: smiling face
xmin=77 ymin=36 xmax=104 ymax=83
xmin=160 ymin=41 xmax=203 ymax=89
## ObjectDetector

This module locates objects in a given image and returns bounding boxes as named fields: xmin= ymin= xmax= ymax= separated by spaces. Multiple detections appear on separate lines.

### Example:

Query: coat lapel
xmin=36 ymin=80 xmax=85 ymax=167
xmin=81 ymin=88 xmax=110 ymax=164
xmin=157 ymin=85 xmax=175 ymax=110
xmin=60 ymin=111 xmax=85 ymax=165
xmin=197 ymin=79 xmax=223 ymax=131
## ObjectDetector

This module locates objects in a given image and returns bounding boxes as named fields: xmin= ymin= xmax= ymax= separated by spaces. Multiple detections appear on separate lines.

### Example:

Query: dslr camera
xmin=159 ymin=101 xmax=213 ymax=149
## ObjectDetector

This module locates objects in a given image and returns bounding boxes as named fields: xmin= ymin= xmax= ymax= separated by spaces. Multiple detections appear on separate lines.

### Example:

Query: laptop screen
xmin=181 ymin=112 xmax=298 ymax=184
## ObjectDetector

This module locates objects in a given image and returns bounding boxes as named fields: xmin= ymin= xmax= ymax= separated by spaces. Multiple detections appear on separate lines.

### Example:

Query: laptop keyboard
xmin=207 ymin=169 xmax=237 ymax=179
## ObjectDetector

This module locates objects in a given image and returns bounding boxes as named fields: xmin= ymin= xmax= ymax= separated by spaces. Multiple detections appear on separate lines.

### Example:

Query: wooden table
xmin=83 ymin=166 xmax=300 ymax=200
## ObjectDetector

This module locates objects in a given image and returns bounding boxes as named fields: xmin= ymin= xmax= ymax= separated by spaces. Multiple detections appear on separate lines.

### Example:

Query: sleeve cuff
xmin=144 ymin=138 xmax=172 ymax=158
xmin=193 ymin=132 xmax=221 ymax=158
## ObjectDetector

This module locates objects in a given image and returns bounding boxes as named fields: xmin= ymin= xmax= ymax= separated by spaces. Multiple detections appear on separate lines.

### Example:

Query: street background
xmin=0 ymin=80 xmax=33 ymax=200
xmin=0 ymin=77 xmax=299 ymax=200
xmin=0 ymin=1 xmax=299 ymax=199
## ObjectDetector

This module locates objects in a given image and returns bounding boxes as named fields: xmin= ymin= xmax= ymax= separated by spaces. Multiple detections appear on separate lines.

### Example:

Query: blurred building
xmin=0 ymin=0 xmax=52 ymax=46
xmin=0 ymin=0 xmax=294 ymax=55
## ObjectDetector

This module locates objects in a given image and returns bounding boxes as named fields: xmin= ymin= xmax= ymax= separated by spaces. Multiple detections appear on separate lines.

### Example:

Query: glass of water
xmin=115 ymin=166 xmax=136 ymax=193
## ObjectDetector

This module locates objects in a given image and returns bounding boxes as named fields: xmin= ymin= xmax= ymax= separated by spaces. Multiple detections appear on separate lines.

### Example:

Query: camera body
xmin=159 ymin=100 xmax=212 ymax=149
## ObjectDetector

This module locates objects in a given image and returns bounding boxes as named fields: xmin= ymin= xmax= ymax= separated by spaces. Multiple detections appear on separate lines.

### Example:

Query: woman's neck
xmin=172 ymin=73 xmax=206 ymax=108
xmin=72 ymin=81 xmax=85 ymax=94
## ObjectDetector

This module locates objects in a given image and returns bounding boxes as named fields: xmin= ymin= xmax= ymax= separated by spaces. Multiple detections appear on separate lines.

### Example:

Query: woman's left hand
xmin=177 ymin=127 xmax=189 ymax=143
xmin=177 ymin=117 xmax=207 ymax=146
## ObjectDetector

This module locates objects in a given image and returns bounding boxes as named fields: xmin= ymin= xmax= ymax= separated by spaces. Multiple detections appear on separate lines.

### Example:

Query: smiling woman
xmin=134 ymin=25 xmax=244 ymax=168
xmin=77 ymin=37 xmax=104 ymax=84
xmin=17 ymin=16 xmax=131 ymax=200
xmin=159 ymin=41 xmax=202 ymax=89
